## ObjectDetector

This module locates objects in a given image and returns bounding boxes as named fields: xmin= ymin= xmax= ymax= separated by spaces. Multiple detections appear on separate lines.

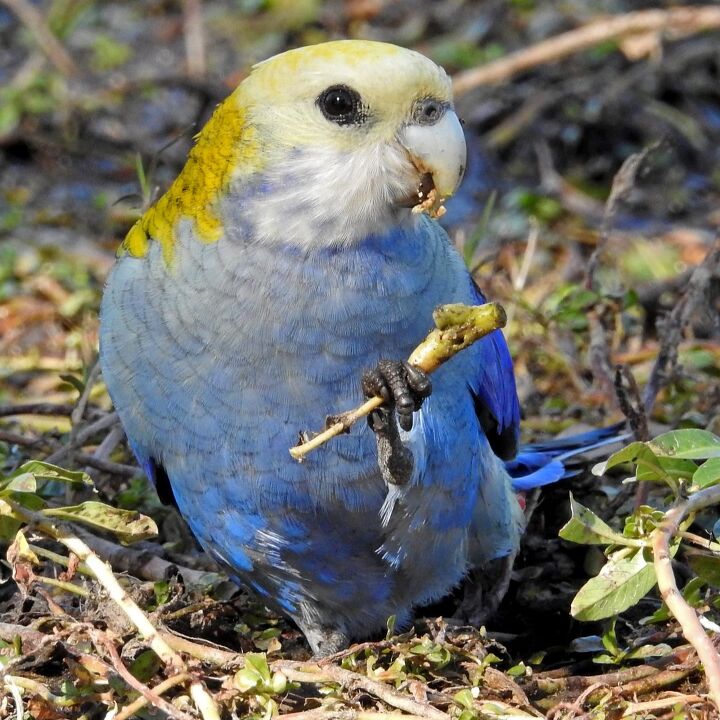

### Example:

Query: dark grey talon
xmin=361 ymin=359 xmax=432 ymax=432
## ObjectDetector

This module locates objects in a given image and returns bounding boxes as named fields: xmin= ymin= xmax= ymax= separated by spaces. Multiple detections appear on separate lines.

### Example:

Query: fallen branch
xmin=643 ymin=240 xmax=720 ymax=413
xmin=651 ymin=483 xmax=720 ymax=710
xmin=44 ymin=412 xmax=119 ymax=465
xmin=622 ymin=693 xmax=706 ymax=717
xmin=273 ymin=662 xmax=451 ymax=720
xmin=6 ymin=500 xmax=221 ymax=720
xmin=0 ymin=0 xmax=78 ymax=76
xmin=115 ymin=672 xmax=192 ymax=720
xmin=453 ymin=6 xmax=720 ymax=95
xmin=0 ymin=403 xmax=78 ymax=417
xmin=289 ymin=303 xmax=506 ymax=460
xmin=74 ymin=452 xmax=140 ymax=478
xmin=75 ymin=529 xmax=220 ymax=586
xmin=92 ymin=629 xmax=195 ymax=720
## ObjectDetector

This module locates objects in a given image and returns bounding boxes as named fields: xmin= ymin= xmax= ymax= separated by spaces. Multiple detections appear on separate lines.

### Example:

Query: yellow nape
xmin=119 ymin=91 xmax=260 ymax=264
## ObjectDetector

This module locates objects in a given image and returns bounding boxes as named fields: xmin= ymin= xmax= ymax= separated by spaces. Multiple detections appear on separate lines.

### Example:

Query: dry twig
xmin=5 ymin=501 xmax=221 ymax=720
xmin=92 ymin=629 xmax=195 ymax=720
xmin=453 ymin=7 xmax=720 ymax=95
xmin=183 ymin=0 xmax=207 ymax=79
xmin=651 ymin=484 xmax=720 ymax=710
xmin=0 ymin=0 xmax=77 ymax=76
xmin=643 ymin=240 xmax=720 ymax=413
xmin=289 ymin=303 xmax=506 ymax=460
xmin=115 ymin=671 xmax=192 ymax=720
xmin=274 ymin=662 xmax=451 ymax=720
xmin=585 ymin=145 xmax=658 ymax=291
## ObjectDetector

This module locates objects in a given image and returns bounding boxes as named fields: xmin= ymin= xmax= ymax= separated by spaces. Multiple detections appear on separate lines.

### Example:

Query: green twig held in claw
xmin=289 ymin=302 xmax=507 ymax=461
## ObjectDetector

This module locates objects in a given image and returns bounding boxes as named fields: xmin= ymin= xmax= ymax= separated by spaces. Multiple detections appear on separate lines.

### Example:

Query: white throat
xmin=223 ymin=141 xmax=418 ymax=249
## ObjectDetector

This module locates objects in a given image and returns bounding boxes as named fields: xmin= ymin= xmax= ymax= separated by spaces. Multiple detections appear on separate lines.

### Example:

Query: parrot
xmin=100 ymin=40 xmax=622 ymax=655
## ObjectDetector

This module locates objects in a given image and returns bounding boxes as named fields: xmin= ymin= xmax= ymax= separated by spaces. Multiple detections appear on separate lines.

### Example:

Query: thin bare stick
xmin=0 ymin=430 xmax=47 ymax=447
xmin=75 ymin=452 xmax=140 ymax=478
xmin=453 ymin=7 xmax=720 ymax=95
xmin=160 ymin=631 xmax=240 ymax=666
xmin=274 ymin=662 xmax=451 ymax=720
xmin=70 ymin=361 xmax=100 ymax=427
xmin=5 ymin=501 xmax=221 ymax=720
xmin=115 ymin=672 xmax=191 ymax=720
xmin=183 ymin=0 xmax=207 ymax=79
xmin=651 ymin=484 xmax=720 ymax=710
xmin=279 ymin=711 xmax=431 ymax=720
xmin=3 ymin=676 xmax=23 ymax=719
xmin=0 ymin=0 xmax=77 ymax=76
xmin=44 ymin=412 xmax=119 ymax=465
xmin=3 ymin=674 xmax=83 ymax=709
xmin=643 ymin=241 xmax=720 ymax=413
xmin=289 ymin=303 xmax=506 ymax=460
xmin=622 ymin=693 xmax=705 ymax=717
xmin=92 ymin=629 xmax=196 ymax=720
xmin=586 ymin=145 xmax=657 ymax=291
xmin=0 ymin=403 xmax=77 ymax=417
xmin=76 ymin=530 xmax=218 ymax=586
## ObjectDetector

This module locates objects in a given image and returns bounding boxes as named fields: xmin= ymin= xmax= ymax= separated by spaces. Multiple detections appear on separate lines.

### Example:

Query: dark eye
xmin=414 ymin=98 xmax=446 ymax=126
xmin=318 ymin=85 xmax=363 ymax=126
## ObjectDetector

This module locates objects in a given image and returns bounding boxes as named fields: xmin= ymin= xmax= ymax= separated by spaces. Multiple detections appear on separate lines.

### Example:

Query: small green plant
xmin=561 ymin=428 xmax=720 ymax=621
xmin=0 ymin=460 xmax=157 ymax=549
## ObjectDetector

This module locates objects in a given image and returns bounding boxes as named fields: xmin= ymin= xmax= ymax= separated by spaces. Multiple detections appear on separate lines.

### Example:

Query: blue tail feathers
xmin=506 ymin=422 xmax=629 ymax=491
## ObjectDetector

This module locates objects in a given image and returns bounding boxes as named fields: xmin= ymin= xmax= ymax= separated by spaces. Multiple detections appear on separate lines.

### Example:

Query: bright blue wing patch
xmin=468 ymin=281 xmax=521 ymax=459
xmin=507 ymin=422 xmax=629 ymax=491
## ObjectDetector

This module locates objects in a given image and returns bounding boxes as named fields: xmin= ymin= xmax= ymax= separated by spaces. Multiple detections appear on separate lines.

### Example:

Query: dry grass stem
xmin=453 ymin=7 xmax=720 ymax=94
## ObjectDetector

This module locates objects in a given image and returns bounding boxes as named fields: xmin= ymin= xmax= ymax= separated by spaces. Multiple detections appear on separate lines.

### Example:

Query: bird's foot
xmin=298 ymin=622 xmax=351 ymax=657
xmin=361 ymin=360 xmax=430 ymax=486
xmin=361 ymin=359 xmax=431 ymax=432
xmin=455 ymin=553 xmax=516 ymax=628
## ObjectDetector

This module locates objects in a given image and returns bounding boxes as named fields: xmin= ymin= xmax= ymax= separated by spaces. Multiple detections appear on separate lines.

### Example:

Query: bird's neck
xmin=221 ymin=142 xmax=418 ymax=250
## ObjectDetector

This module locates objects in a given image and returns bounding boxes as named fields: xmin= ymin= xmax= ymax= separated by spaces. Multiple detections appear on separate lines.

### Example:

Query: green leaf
xmin=559 ymin=495 xmax=644 ymax=547
xmin=593 ymin=442 xmax=658 ymax=475
xmin=641 ymin=577 xmax=704 ymax=625
xmin=234 ymin=652 xmax=274 ymax=693
xmin=600 ymin=619 xmax=620 ymax=655
xmin=625 ymin=643 xmax=673 ymax=660
xmin=0 ymin=515 xmax=21 ymax=541
xmin=0 ymin=472 xmax=37 ymax=493
xmin=129 ymin=650 xmax=161 ymax=683
xmin=636 ymin=456 xmax=696 ymax=483
xmin=7 ymin=461 xmax=92 ymax=488
xmin=252 ymin=628 xmax=282 ymax=653
xmin=0 ymin=637 xmax=20 ymax=668
xmin=592 ymin=653 xmax=621 ymax=665
xmin=687 ymin=553 xmax=720 ymax=588
xmin=507 ymin=661 xmax=529 ymax=677
xmin=454 ymin=688 xmax=475 ymax=710
xmin=648 ymin=429 xmax=720 ymax=460
xmin=59 ymin=373 xmax=86 ymax=395
xmin=693 ymin=458 xmax=720 ymax=489
xmin=2 ymin=491 xmax=46 ymax=511
xmin=153 ymin=580 xmax=170 ymax=606
xmin=571 ymin=549 xmax=658 ymax=621
xmin=12 ymin=529 xmax=39 ymax=564
xmin=43 ymin=502 xmax=158 ymax=543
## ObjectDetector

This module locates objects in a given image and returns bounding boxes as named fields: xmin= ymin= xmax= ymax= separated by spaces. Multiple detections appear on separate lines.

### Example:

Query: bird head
xmin=123 ymin=40 xmax=467 ymax=260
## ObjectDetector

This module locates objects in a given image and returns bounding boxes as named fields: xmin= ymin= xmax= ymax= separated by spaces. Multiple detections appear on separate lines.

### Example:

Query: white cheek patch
xmin=236 ymin=142 xmax=417 ymax=249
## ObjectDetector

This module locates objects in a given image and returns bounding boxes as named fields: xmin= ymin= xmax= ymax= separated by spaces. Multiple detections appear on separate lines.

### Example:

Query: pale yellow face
xmin=239 ymin=40 xmax=454 ymax=153
xmin=121 ymin=40 xmax=463 ymax=262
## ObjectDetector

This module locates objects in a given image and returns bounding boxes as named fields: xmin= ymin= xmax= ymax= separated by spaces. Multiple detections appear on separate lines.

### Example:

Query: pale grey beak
xmin=399 ymin=108 xmax=467 ymax=199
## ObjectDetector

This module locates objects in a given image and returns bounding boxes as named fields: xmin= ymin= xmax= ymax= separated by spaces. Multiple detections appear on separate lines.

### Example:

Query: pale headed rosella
xmin=100 ymin=40 xmax=618 ymax=654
